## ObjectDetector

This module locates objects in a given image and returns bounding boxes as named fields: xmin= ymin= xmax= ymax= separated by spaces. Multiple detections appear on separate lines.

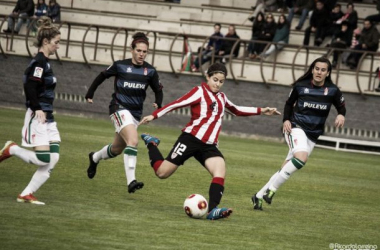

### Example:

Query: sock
xmin=256 ymin=170 xmax=280 ymax=199
xmin=208 ymin=177 xmax=225 ymax=212
xmin=20 ymin=143 xmax=60 ymax=196
xmin=147 ymin=143 xmax=164 ymax=173
xmin=269 ymin=157 xmax=305 ymax=192
xmin=93 ymin=144 xmax=116 ymax=163
xmin=9 ymin=145 xmax=49 ymax=166
xmin=124 ymin=146 xmax=137 ymax=185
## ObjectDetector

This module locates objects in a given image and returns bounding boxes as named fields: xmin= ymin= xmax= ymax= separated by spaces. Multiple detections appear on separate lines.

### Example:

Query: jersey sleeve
xmin=102 ymin=62 xmax=118 ymax=78
xmin=152 ymin=86 xmax=201 ymax=119
xmin=225 ymin=96 xmax=261 ymax=116
xmin=283 ymin=85 xmax=298 ymax=122
xmin=24 ymin=60 xmax=45 ymax=111
xmin=333 ymin=87 xmax=346 ymax=116
xmin=150 ymin=70 xmax=164 ymax=108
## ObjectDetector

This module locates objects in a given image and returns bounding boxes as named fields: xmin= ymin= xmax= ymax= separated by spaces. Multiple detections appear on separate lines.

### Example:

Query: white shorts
xmin=284 ymin=128 xmax=315 ymax=161
xmin=21 ymin=108 xmax=61 ymax=147
xmin=110 ymin=109 xmax=139 ymax=133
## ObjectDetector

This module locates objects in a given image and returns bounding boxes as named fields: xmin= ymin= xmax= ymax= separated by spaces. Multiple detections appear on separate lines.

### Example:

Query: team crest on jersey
xmin=171 ymin=152 xmax=178 ymax=159
xmin=324 ymin=87 xmax=328 ymax=95
xmin=127 ymin=67 xmax=132 ymax=73
xmin=304 ymin=88 xmax=309 ymax=94
xmin=33 ymin=67 xmax=43 ymax=78
xmin=144 ymin=68 xmax=148 ymax=75
xmin=340 ymin=96 xmax=345 ymax=103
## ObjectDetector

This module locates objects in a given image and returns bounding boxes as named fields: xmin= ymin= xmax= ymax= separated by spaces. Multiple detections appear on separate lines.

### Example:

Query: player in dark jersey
xmin=0 ymin=17 xmax=61 ymax=205
xmin=252 ymin=57 xmax=346 ymax=210
xmin=139 ymin=63 xmax=281 ymax=220
xmin=85 ymin=32 xmax=163 ymax=193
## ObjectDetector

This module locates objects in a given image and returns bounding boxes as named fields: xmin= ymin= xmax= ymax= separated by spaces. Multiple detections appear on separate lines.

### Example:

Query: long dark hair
xmin=295 ymin=57 xmax=332 ymax=84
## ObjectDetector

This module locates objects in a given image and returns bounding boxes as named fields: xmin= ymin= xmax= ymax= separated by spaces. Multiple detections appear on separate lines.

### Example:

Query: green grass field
xmin=0 ymin=107 xmax=379 ymax=250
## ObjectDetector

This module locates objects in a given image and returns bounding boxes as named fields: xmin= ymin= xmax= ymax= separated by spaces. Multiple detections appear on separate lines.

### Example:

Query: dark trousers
xmin=347 ymin=44 xmax=377 ymax=67
xmin=366 ymin=14 xmax=380 ymax=23
xmin=303 ymin=26 xmax=326 ymax=46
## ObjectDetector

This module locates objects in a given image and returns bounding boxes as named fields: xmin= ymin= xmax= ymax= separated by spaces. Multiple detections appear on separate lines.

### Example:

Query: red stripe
xmin=113 ymin=113 xmax=121 ymax=127
xmin=212 ymin=177 xmax=224 ymax=186
xmin=153 ymin=160 xmax=163 ymax=173
xmin=203 ymin=91 xmax=224 ymax=144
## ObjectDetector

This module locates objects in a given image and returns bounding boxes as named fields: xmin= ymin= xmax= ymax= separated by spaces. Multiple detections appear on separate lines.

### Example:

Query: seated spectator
xmin=365 ymin=0 xmax=380 ymax=23
xmin=260 ymin=14 xmax=290 ymax=59
xmin=31 ymin=0 xmax=48 ymax=33
xmin=247 ymin=12 xmax=265 ymax=57
xmin=218 ymin=25 xmax=240 ymax=64
xmin=321 ymin=3 xmax=344 ymax=44
xmin=346 ymin=19 xmax=379 ymax=69
xmin=251 ymin=13 xmax=277 ymax=59
xmin=327 ymin=21 xmax=352 ymax=68
xmin=48 ymin=0 xmax=61 ymax=23
xmin=287 ymin=0 xmax=310 ymax=30
xmin=249 ymin=0 xmax=279 ymax=20
xmin=3 ymin=0 xmax=34 ymax=34
xmin=192 ymin=23 xmax=223 ymax=72
xmin=336 ymin=3 xmax=358 ymax=32
xmin=303 ymin=1 xmax=331 ymax=46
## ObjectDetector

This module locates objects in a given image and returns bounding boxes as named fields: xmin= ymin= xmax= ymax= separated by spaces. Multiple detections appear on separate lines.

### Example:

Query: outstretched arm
xmin=261 ymin=107 xmax=281 ymax=115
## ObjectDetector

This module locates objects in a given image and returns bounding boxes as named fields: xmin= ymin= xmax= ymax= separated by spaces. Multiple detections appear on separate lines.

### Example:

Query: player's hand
xmin=152 ymin=103 xmax=158 ymax=109
xmin=283 ymin=120 xmax=292 ymax=134
xmin=335 ymin=114 xmax=345 ymax=128
xmin=139 ymin=115 xmax=155 ymax=125
xmin=87 ymin=98 xmax=93 ymax=104
xmin=35 ymin=110 xmax=46 ymax=124
xmin=262 ymin=107 xmax=281 ymax=116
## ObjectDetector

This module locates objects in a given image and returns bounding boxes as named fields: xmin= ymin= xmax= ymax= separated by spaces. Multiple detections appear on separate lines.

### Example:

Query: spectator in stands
xmin=31 ymin=0 xmax=48 ymax=33
xmin=218 ymin=25 xmax=240 ymax=64
xmin=303 ymin=1 xmax=330 ymax=46
xmin=346 ymin=19 xmax=379 ymax=69
xmin=336 ymin=3 xmax=358 ymax=32
xmin=365 ymin=0 xmax=380 ymax=23
xmin=251 ymin=13 xmax=277 ymax=59
xmin=249 ymin=0 xmax=279 ymax=20
xmin=260 ymin=14 xmax=290 ymax=59
xmin=3 ymin=0 xmax=34 ymax=34
xmin=247 ymin=12 xmax=265 ymax=58
xmin=327 ymin=21 xmax=352 ymax=68
xmin=192 ymin=23 xmax=223 ymax=72
xmin=319 ymin=3 xmax=344 ymax=46
xmin=287 ymin=0 xmax=310 ymax=30
xmin=48 ymin=0 xmax=61 ymax=23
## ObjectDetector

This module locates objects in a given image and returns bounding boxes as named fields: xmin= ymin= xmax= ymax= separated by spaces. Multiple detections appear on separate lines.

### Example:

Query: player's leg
xmin=203 ymin=156 xmax=232 ymax=220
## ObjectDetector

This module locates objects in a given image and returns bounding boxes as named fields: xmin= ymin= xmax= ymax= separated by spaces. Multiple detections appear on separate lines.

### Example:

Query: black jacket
xmin=13 ymin=0 xmax=34 ymax=16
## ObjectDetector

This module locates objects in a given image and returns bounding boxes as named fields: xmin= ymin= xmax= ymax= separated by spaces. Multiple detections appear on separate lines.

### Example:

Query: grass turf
xmin=0 ymin=108 xmax=379 ymax=250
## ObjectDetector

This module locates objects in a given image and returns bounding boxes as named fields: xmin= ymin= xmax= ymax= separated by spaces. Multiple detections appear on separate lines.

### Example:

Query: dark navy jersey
xmin=284 ymin=79 xmax=346 ymax=142
xmin=23 ymin=52 xmax=56 ymax=122
xmin=104 ymin=59 xmax=162 ymax=120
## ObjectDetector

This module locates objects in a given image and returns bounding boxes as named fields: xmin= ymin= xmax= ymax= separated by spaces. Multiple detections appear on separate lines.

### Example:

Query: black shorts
xmin=165 ymin=132 xmax=224 ymax=166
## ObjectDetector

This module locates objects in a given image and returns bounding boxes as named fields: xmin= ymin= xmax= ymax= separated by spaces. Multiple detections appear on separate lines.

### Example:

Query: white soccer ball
xmin=183 ymin=194 xmax=208 ymax=219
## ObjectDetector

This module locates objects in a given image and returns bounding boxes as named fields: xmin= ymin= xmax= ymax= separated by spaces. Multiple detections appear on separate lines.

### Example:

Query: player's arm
xmin=150 ymin=71 xmax=163 ymax=109
xmin=85 ymin=62 xmax=117 ymax=103
xmin=225 ymin=98 xmax=281 ymax=116
xmin=283 ymin=86 xmax=298 ymax=133
xmin=139 ymin=87 xmax=201 ymax=125
xmin=333 ymin=88 xmax=346 ymax=128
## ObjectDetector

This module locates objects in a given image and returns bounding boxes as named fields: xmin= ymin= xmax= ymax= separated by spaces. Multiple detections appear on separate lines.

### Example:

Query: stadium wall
xmin=1 ymin=55 xmax=379 ymax=141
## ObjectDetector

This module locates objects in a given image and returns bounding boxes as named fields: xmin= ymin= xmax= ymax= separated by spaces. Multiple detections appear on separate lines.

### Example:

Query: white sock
xmin=124 ymin=146 xmax=137 ymax=185
xmin=257 ymin=171 xmax=280 ymax=199
xmin=93 ymin=144 xmax=115 ymax=163
xmin=20 ymin=152 xmax=59 ymax=196
xmin=10 ymin=145 xmax=48 ymax=166
xmin=269 ymin=158 xmax=303 ymax=192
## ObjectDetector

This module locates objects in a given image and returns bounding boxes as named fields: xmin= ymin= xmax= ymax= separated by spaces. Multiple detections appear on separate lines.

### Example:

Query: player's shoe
xmin=141 ymin=133 xmax=160 ymax=146
xmin=87 ymin=152 xmax=98 ymax=179
xmin=252 ymin=193 xmax=263 ymax=210
xmin=206 ymin=207 xmax=233 ymax=220
xmin=128 ymin=180 xmax=144 ymax=193
xmin=17 ymin=193 xmax=45 ymax=205
xmin=263 ymin=189 xmax=276 ymax=205
xmin=0 ymin=141 xmax=16 ymax=163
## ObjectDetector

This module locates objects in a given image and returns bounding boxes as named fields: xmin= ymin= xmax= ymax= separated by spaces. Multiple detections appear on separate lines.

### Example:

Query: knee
xmin=155 ymin=170 xmax=169 ymax=179
xmin=126 ymin=139 xmax=139 ymax=148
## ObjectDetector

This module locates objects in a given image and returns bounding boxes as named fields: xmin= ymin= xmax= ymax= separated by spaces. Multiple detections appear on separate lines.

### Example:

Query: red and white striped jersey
xmin=152 ymin=83 xmax=261 ymax=145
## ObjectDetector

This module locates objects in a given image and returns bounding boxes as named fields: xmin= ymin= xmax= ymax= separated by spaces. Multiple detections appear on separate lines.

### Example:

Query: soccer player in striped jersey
xmin=85 ymin=32 xmax=163 ymax=193
xmin=252 ymin=57 xmax=346 ymax=210
xmin=0 ymin=17 xmax=61 ymax=205
xmin=139 ymin=63 xmax=281 ymax=220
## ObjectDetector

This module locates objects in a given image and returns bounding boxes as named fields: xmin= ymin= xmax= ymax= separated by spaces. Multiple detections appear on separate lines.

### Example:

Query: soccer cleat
xmin=141 ymin=133 xmax=160 ymax=146
xmin=0 ymin=141 xmax=16 ymax=163
xmin=128 ymin=180 xmax=144 ymax=193
xmin=263 ymin=189 xmax=276 ymax=205
xmin=87 ymin=152 xmax=98 ymax=179
xmin=252 ymin=194 xmax=263 ymax=211
xmin=17 ymin=193 xmax=45 ymax=205
xmin=206 ymin=207 xmax=233 ymax=220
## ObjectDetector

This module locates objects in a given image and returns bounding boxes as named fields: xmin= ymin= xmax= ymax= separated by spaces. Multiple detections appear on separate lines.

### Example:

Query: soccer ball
xmin=183 ymin=194 xmax=208 ymax=219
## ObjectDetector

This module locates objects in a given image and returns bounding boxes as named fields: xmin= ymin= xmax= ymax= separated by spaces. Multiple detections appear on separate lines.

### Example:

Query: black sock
xmin=147 ymin=143 xmax=164 ymax=168
xmin=208 ymin=183 xmax=224 ymax=212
